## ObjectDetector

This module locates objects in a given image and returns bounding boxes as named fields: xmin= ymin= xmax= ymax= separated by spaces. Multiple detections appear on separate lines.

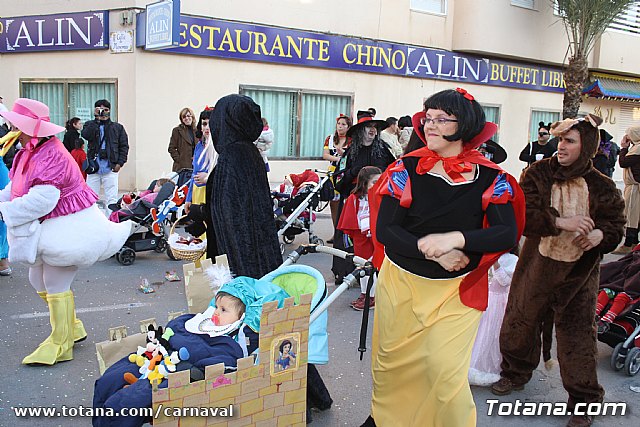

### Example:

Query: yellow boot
xmin=37 ymin=291 xmax=87 ymax=342
xmin=23 ymin=291 xmax=75 ymax=365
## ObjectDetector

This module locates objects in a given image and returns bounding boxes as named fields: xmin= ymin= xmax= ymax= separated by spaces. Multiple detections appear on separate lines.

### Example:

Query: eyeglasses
xmin=422 ymin=117 xmax=458 ymax=126
xmin=182 ymin=114 xmax=193 ymax=119
xmin=539 ymin=132 xmax=549 ymax=136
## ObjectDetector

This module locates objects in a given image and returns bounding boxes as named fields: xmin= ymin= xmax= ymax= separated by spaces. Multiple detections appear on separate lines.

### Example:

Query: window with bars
xmin=20 ymin=80 xmax=117 ymax=139
xmin=240 ymin=86 xmax=352 ymax=159
xmin=608 ymin=1 xmax=640 ymax=35
xmin=511 ymin=0 xmax=536 ymax=10
xmin=410 ymin=0 xmax=447 ymax=15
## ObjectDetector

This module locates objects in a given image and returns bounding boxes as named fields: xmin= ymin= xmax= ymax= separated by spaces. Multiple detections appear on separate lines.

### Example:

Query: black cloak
xmin=208 ymin=94 xmax=282 ymax=278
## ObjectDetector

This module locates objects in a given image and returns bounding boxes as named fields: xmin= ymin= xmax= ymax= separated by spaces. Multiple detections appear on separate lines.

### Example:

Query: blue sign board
xmin=145 ymin=0 xmax=180 ymax=50
xmin=135 ymin=14 xmax=564 ymax=93
xmin=0 ymin=11 xmax=108 ymax=53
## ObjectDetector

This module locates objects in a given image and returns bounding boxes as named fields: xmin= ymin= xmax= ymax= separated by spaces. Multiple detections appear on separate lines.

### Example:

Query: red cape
xmin=338 ymin=194 xmax=374 ymax=260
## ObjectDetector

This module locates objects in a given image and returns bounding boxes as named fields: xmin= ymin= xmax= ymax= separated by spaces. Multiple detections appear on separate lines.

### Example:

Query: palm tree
xmin=553 ymin=0 xmax=636 ymax=118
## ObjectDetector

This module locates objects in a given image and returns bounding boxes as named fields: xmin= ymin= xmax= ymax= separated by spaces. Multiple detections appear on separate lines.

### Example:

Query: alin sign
xmin=0 ymin=11 xmax=108 ymax=53
xmin=137 ymin=14 xmax=564 ymax=93
xmin=145 ymin=0 xmax=180 ymax=50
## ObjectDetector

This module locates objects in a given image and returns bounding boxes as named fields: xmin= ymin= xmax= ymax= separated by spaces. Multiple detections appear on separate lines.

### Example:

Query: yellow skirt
xmin=191 ymin=184 xmax=207 ymax=205
xmin=371 ymin=258 xmax=482 ymax=427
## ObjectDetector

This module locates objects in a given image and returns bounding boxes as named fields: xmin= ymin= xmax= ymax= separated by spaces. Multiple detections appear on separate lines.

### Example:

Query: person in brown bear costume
xmin=491 ymin=114 xmax=625 ymax=427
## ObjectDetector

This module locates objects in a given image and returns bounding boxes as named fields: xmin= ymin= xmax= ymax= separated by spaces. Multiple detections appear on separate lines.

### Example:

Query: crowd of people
xmin=0 ymin=88 xmax=638 ymax=427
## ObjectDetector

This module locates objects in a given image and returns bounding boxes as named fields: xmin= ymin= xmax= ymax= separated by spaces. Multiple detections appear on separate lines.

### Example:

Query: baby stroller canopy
xmin=262 ymin=265 xmax=329 ymax=365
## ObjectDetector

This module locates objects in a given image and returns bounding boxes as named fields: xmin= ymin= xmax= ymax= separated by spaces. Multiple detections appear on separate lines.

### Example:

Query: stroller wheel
xmin=625 ymin=347 xmax=640 ymax=376
xmin=611 ymin=342 xmax=626 ymax=371
xmin=117 ymin=247 xmax=136 ymax=266
xmin=283 ymin=235 xmax=295 ymax=244
xmin=154 ymin=238 xmax=167 ymax=253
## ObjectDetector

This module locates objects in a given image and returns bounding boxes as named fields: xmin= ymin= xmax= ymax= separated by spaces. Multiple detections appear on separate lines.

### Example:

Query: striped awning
xmin=583 ymin=73 xmax=640 ymax=102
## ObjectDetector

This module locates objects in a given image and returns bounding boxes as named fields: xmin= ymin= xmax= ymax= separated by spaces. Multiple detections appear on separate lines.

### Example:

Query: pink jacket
xmin=10 ymin=137 xmax=97 ymax=221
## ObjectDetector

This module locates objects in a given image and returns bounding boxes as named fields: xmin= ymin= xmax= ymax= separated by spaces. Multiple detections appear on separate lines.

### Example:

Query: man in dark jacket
xmin=82 ymin=99 xmax=129 ymax=211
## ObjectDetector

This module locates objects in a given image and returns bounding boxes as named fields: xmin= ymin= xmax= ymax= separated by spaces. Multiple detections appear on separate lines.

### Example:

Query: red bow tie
xmin=414 ymin=148 xmax=487 ymax=183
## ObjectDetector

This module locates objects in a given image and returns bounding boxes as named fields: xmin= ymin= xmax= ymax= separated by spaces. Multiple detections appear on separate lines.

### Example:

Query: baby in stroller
xmin=93 ymin=275 xmax=288 ymax=427
xmin=274 ymin=170 xmax=320 ymax=217
xmin=109 ymin=178 xmax=178 ymax=265
xmin=108 ymin=178 xmax=172 ymax=223
xmin=273 ymin=170 xmax=325 ymax=245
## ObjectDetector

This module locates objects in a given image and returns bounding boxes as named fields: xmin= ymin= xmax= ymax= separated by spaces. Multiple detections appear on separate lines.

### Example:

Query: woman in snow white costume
xmin=364 ymin=89 xmax=526 ymax=426
xmin=0 ymin=98 xmax=132 ymax=366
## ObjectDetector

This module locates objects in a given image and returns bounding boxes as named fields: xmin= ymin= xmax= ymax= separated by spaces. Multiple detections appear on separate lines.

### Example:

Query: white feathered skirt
xmin=30 ymin=205 xmax=131 ymax=267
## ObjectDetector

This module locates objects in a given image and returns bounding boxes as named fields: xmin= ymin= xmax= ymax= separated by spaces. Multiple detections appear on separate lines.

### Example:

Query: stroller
xmin=111 ymin=179 xmax=179 ymax=265
xmin=272 ymin=169 xmax=333 ymax=249
xmin=94 ymin=245 xmax=371 ymax=425
xmin=601 ymin=297 xmax=640 ymax=376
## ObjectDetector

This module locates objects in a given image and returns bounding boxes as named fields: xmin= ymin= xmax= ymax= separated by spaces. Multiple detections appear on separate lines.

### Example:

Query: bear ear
xmin=586 ymin=114 xmax=603 ymax=127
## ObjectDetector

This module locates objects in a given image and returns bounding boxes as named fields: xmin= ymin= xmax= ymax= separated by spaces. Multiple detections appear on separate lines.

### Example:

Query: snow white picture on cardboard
xmin=271 ymin=333 xmax=300 ymax=375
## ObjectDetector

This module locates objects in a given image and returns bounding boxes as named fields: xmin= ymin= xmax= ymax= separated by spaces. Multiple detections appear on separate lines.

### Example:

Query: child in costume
xmin=70 ymin=138 xmax=87 ymax=180
xmin=0 ymin=99 xmax=132 ymax=366
xmin=337 ymin=166 xmax=381 ymax=310
xmin=468 ymin=252 xmax=518 ymax=386
xmin=92 ymin=270 xmax=290 ymax=427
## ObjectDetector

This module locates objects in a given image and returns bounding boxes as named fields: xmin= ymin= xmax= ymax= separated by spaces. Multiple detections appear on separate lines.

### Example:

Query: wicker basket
xmin=168 ymin=215 xmax=207 ymax=262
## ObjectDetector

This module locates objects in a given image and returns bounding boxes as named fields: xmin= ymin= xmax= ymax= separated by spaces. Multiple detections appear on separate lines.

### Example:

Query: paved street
xmin=0 ymin=212 xmax=638 ymax=427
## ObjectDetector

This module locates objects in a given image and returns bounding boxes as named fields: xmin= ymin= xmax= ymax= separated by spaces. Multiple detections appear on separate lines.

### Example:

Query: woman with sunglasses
xmin=363 ymin=88 xmax=525 ymax=426
xmin=519 ymin=121 xmax=557 ymax=167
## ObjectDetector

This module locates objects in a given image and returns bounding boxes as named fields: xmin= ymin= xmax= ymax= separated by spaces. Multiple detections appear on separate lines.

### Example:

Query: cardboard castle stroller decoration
xmin=153 ymin=295 xmax=311 ymax=426
xmin=96 ymin=278 xmax=312 ymax=426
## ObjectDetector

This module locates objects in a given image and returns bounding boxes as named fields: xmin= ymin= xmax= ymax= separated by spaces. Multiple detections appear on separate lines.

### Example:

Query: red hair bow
xmin=204 ymin=105 xmax=214 ymax=111
xmin=456 ymin=87 xmax=474 ymax=101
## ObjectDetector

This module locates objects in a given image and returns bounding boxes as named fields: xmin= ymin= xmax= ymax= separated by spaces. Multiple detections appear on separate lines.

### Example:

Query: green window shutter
xmin=69 ymin=83 xmax=117 ymax=122
xmin=300 ymin=93 xmax=350 ymax=158
xmin=242 ymin=88 xmax=298 ymax=158
xmin=21 ymin=83 xmax=65 ymax=138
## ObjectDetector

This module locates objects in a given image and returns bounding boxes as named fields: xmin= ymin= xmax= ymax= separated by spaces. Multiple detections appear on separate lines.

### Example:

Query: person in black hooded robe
xmin=208 ymin=94 xmax=282 ymax=278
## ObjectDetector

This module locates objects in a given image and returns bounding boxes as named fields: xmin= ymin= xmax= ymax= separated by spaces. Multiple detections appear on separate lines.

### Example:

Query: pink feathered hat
xmin=0 ymin=98 xmax=65 ymax=137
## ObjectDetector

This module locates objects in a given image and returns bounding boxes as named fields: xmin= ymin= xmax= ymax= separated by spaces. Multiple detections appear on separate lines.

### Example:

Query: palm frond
xmin=554 ymin=0 xmax=637 ymax=56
